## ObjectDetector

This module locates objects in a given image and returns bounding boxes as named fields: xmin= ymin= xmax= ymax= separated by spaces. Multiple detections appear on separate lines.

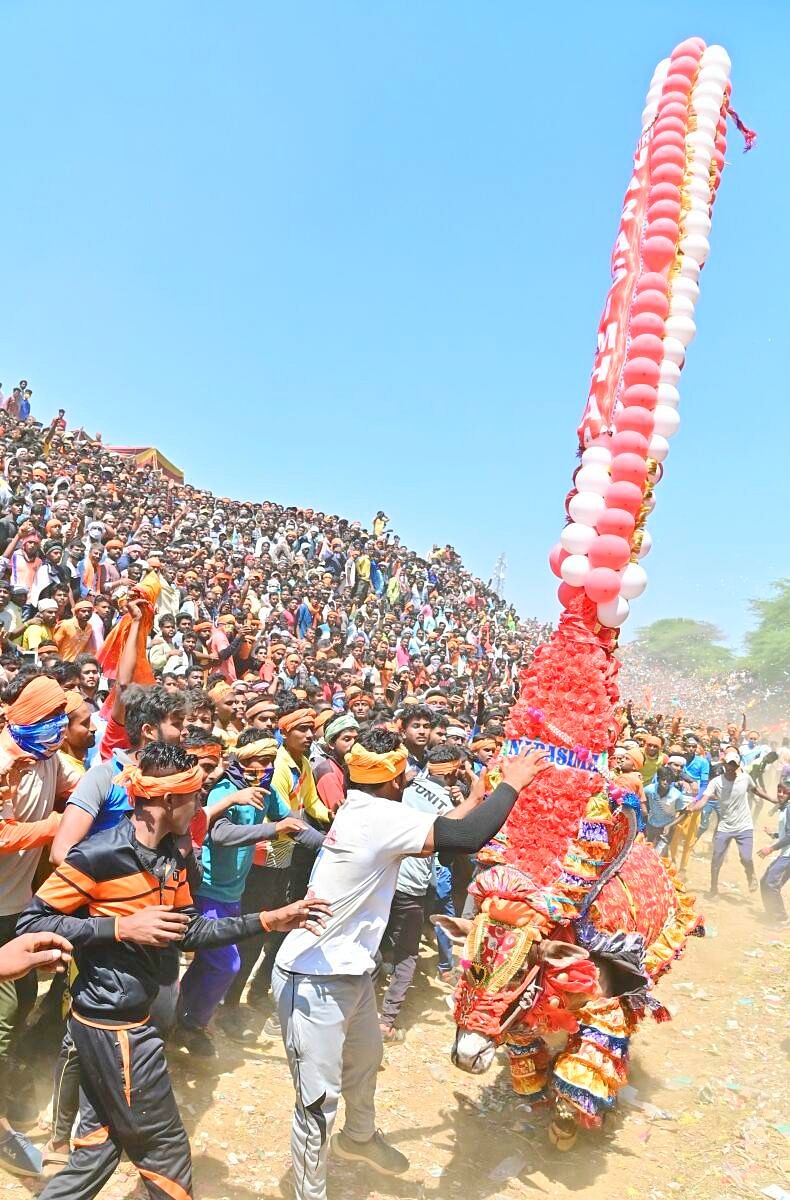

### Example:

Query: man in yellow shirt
xmin=354 ymin=547 xmax=372 ymax=601
xmin=14 ymin=599 xmax=59 ymax=654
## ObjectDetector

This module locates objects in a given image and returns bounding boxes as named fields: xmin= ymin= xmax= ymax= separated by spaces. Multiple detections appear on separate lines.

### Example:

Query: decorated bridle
xmin=494 ymin=962 xmax=543 ymax=1037
xmin=455 ymin=867 xmax=602 ymax=1041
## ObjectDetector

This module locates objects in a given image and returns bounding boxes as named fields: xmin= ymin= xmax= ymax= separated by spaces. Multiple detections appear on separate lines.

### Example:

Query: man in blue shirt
xmin=176 ymin=731 xmax=316 ymax=1054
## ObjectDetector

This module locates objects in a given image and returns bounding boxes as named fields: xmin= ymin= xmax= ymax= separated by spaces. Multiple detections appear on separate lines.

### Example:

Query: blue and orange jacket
xmin=16 ymin=817 xmax=266 ymax=1024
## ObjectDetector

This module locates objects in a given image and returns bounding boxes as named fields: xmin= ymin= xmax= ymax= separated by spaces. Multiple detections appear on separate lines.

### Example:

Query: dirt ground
xmin=5 ymin=829 xmax=789 ymax=1200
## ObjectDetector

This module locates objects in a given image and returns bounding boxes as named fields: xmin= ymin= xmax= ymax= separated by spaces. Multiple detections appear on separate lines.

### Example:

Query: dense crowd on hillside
xmin=0 ymin=389 xmax=553 ymax=724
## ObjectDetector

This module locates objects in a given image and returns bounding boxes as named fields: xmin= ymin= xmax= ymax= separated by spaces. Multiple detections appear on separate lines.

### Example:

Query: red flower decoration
xmin=503 ymin=593 xmax=620 ymax=887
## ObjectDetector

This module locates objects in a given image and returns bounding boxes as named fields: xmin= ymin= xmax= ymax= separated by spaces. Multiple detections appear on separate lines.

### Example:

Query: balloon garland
xmin=550 ymin=38 xmax=754 ymax=630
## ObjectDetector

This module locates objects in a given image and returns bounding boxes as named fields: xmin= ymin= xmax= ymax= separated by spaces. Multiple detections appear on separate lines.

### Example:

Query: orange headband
xmin=278 ymin=708 xmax=315 ymax=735
xmin=470 ymin=737 xmax=496 ymax=753
xmin=189 ymin=743 xmax=223 ymax=762
xmin=208 ymin=682 xmax=233 ymax=702
xmin=245 ymin=699 xmax=278 ymax=721
xmin=427 ymin=758 xmax=463 ymax=777
xmin=114 ymin=764 xmax=204 ymax=800
xmin=6 ymin=676 xmax=66 ymax=725
xmin=346 ymin=742 xmax=408 ymax=784
xmin=64 ymin=689 xmax=86 ymax=716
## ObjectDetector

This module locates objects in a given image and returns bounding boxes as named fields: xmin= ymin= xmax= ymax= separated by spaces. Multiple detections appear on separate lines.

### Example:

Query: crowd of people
xmin=617 ymin=646 xmax=784 ymax=729
xmin=605 ymin=711 xmax=789 ymax=910
xmin=0 ymin=389 xmax=786 ymax=1200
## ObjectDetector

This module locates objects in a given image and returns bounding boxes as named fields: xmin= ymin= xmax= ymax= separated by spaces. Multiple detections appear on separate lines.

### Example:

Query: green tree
xmin=632 ymin=618 xmax=736 ymax=676
xmin=745 ymin=579 xmax=790 ymax=686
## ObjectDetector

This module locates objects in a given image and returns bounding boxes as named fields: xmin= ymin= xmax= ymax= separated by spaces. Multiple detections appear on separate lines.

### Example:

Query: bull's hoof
xmin=548 ymin=1119 xmax=578 ymax=1151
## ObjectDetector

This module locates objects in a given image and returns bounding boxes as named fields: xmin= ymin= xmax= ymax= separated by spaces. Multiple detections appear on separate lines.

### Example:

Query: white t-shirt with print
xmin=275 ymin=788 xmax=435 ymax=976
xmin=704 ymin=772 xmax=753 ymax=834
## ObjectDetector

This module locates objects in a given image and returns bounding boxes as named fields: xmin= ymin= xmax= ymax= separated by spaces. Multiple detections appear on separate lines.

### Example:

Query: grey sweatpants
xmin=272 ymin=966 xmax=382 ymax=1200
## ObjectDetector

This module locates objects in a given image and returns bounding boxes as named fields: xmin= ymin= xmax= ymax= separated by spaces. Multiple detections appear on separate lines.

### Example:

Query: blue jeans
xmin=710 ymin=828 xmax=754 ymax=891
xmin=432 ymin=865 xmax=455 ymax=973
xmin=761 ymin=852 xmax=790 ymax=921
xmin=179 ymin=896 xmax=241 ymax=1028
xmin=698 ymin=798 xmax=719 ymax=836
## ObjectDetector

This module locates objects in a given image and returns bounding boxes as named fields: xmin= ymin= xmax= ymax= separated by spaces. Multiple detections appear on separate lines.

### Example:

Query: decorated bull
xmin=437 ymin=605 xmax=703 ymax=1148
xmin=436 ymin=34 xmax=752 ymax=1145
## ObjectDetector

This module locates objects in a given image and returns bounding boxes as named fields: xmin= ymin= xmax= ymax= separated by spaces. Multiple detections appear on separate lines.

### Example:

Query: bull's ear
xmin=431 ymin=915 xmax=473 ymax=945
xmin=536 ymin=941 xmax=590 ymax=967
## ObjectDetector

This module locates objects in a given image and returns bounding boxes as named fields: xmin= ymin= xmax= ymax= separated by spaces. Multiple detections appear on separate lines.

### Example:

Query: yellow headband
xmin=235 ymin=738 xmax=278 ymax=764
xmin=347 ymin=742 xmax=408 ymax=784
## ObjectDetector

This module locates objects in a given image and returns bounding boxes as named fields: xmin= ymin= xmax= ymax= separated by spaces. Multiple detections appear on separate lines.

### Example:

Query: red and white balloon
xmin=552 ymin=37 xmax=735 ymax=629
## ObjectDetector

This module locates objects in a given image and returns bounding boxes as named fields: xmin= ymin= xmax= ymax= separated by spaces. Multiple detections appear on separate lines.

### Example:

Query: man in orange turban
xmin=270 ymin=729 xmax=548 ymax=1199
xmin=0 ymin=673 xmax=83 ymax=1176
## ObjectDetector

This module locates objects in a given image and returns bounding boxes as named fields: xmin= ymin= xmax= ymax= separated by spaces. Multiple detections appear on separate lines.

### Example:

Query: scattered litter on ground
xmin=488 ymin=1153 xmax=528 ymax=1182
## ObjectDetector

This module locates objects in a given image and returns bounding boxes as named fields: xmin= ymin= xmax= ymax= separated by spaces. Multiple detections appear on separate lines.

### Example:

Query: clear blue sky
xmin=2 ymin=2 xmax=785 ymax=649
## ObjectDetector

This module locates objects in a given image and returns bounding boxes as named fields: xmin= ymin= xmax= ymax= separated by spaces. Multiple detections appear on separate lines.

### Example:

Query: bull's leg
xmin=548 ymin=997 xmax=632 ymax=1133
xmin=505 ymin=1037 xmax=551 ymax=1107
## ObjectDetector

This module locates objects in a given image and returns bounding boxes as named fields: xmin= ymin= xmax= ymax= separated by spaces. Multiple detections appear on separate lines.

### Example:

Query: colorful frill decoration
xmin=550 ymin=998 xmax=635 ymax=1128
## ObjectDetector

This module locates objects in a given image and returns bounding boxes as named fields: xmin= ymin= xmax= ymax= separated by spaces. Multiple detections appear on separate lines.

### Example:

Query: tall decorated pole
xmin=498 ymin=38 xmax=753 ymax=885
xmin=449 ymin=39 xmax=751 ymax=1142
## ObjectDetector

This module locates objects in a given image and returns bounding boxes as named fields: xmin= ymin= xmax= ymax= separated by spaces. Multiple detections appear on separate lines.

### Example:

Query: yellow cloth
xmin=271 ymin=746 xmax=329 ymax=825
xmin=346 ymin=742 xmax=408 ymax=784
xmin=235 ymin=738 xmax=278 ymax=764
xmin=267 ymin=746 xmax=329 ymax=869
xmin=22 ymin=624 xmax=54 ymax=653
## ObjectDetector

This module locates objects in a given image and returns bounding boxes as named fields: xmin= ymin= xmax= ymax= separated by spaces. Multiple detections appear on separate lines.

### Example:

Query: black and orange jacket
xmin=16 ymin=818 xmax=265 ymax=1023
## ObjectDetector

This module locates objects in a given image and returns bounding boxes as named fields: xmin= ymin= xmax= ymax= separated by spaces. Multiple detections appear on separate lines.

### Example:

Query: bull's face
xmin=436 ymin=886 xmax=595 ymax=1077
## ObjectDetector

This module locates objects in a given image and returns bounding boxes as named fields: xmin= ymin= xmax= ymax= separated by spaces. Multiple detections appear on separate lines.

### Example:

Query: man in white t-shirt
xmin=272 ymin=728 xmax=548 ymax=1200
xmin=694 ymin=746 xmax=756 ymax=898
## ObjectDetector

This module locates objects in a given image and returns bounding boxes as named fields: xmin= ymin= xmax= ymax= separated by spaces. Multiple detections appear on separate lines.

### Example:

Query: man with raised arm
xmin=272 ymin=728 xmax=548 ymax=1200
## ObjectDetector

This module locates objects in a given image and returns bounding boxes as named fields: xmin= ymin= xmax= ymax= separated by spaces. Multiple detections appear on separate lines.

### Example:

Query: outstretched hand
xmin=500 ymin=747 xmax=550 ymax=792
xmin=266 ymin=891 xmax=332 ymax=936
xmin=0 ymin=933 xmax=73 ymax=982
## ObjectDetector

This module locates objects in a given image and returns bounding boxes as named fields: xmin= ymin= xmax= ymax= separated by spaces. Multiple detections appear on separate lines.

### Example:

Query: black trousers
xmin=223 ymin=865 xmax=289 ymax=1007
xmin=41 ymin=1015 xmax=192 ymax=1199
xmin=379 ymin=890 xmax=425 ymax=1029
xmin=50 ymin=986 xmax=177 ymax=1147
xmin=51 ymin=1028 xmax=80 ymax=1146
xmin=224 ymin=859 xmax=316 ymax=1007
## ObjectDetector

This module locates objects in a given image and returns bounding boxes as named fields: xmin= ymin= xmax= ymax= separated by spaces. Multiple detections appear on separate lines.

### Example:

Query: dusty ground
xmin=5 ymin=831 xmax=788 ymax=1200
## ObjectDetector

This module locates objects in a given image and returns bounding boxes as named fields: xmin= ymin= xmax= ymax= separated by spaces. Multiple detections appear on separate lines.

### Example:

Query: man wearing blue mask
xmin=0 ymin=672 xmax=82 ymax=1178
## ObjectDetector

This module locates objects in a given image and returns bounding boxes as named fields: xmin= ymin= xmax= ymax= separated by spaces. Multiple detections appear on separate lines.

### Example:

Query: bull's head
xmin=435 ymin=867 xmax=600 ymax=1077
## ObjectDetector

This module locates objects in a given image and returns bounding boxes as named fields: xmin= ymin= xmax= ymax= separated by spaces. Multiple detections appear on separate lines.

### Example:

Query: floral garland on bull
xmin=442 ymin=36 xmax=752 ymax=1150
